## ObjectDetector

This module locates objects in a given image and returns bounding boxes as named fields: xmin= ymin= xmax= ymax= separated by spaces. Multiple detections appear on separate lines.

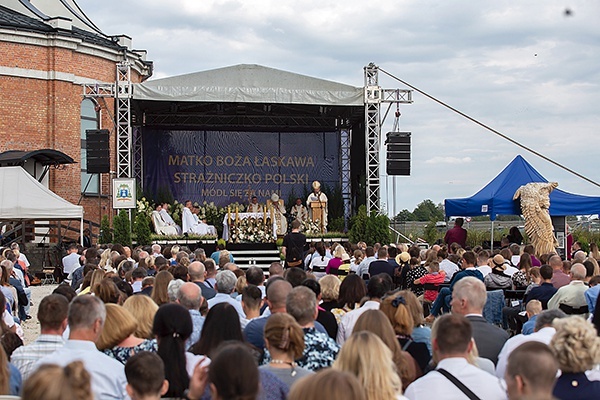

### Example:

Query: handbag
xmin=436 ymin=368 xmax=482 ymax=400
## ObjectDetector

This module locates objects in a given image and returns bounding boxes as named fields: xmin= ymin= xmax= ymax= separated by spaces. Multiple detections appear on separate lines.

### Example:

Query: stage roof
xmin=133 ymin=64 xmax=364 ymax=106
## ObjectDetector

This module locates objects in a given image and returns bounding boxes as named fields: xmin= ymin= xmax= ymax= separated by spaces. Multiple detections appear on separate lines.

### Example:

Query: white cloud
xmin=75 ymin=0 xmax=600 ymax=212
xmin=425 ymin=157 xmax=473 ymax=165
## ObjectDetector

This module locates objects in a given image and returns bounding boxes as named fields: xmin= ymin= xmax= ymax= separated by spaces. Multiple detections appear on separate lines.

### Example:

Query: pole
xmin=491 ymin=220 xmax=494 ymax=252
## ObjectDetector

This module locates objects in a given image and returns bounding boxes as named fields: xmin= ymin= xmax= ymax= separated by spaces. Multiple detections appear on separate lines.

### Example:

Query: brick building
xmin=0 ymin=0 xmax=152 ymax=236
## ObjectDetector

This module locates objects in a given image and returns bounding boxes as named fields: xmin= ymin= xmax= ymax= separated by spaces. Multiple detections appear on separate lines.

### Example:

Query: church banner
xmin=142 ymin=130 xmax=340 ymax=207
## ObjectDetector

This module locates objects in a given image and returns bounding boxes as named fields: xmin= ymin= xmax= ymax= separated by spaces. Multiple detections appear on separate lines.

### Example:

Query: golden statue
xmin=513 ymin=182 xmax=559 ymax=257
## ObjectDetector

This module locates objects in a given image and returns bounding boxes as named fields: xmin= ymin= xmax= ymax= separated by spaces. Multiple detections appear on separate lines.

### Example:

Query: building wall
xmin=0 ymin=29 xmax=149 ymax=237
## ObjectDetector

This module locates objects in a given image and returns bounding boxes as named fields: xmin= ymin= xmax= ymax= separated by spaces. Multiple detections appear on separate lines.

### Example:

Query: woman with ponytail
xmin=153 ymin=303 xmax=205 ymax=398
xmin=260 ymin=313 xmax=314 ymax=388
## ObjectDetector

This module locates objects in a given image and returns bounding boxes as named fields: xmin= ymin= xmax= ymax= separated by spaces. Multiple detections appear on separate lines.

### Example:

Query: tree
xmin=365 ymin=213 xmax=391 ymax=245
xmin=98 ymin=215 xmax=112 ymax=244
xmin=349 ymin=205 xmax=369 ymax=243
xmin=113 ymin=210 xmax=132 ymax=247
xmin=133 ymin=212 xmax=152 ymax=246
xmin=412 ymin=200 xmax=444 ymax=221
xmin=393 ymin=209 xmax=414 ymax=222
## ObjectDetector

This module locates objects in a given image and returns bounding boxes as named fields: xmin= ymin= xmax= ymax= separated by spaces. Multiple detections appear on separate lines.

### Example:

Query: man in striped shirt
xmin=12 ymin=294 xmax=68 ymax=380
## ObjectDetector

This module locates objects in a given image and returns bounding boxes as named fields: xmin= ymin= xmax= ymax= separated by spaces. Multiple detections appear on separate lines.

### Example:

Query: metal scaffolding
xmin=363 ymin=63 xmax=412 ymax=215
xmin=340 ymin=126 xmax=351 ymax=229
xmin=116 ymin=62 xmax=133 ymax=178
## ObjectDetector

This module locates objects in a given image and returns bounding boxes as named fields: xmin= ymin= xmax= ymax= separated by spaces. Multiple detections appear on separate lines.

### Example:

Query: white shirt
xmin=477 ymin=265 xmax=492 ymax=277
xmin=504 ymin=264 xmax=519 ymax=277
xmin=336 ymin=300 xmax=380 ymax=345
xmin=440 ymin=259 xmax=459 ymax=282
xmin=34 ymin=339 xmax=128 ymax=400
xmin=356 ymin=256 xmax=376 ymax=277
xmin=18 ymin=253 xmax=30 ymax=268
xmin=547 ymin=280 xmax=588 ymax=310
xmin=207 ymin=293 xmax=246 ymax=320
xmin=405 ymin=357 xmax=507 ymax=400
xmin=495 ymin=326 xmax=556 ymax=378
xmin=62 ymin=252 xmax=81 ymax=275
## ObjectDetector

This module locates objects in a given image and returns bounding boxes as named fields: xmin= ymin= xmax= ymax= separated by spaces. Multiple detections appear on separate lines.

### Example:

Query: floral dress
xmin=103 ymin=339 xmax=158 ymax=365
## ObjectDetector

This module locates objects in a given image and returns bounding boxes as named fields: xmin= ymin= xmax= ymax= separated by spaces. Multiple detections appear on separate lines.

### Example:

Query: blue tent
xmin=444 ymin=155 xmax=600 ymax=220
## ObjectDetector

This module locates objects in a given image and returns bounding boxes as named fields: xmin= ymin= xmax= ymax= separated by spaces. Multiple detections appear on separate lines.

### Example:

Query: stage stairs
xmin=228 ymin=249 xmax=281 ymax=273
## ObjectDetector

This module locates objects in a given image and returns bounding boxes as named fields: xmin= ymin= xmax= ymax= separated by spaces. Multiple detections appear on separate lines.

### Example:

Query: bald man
xmin=547 ymin=263 xmax=588 ymax=312
xmin=188 ymin=261 xmax=216 ymax=300
xmin=549 ymin=255 xmax=570 ymax=289
xmin=243 ymin=279 xmax=292 ymax=350
xmin=177 ymin=282 xmax=204 ymax=350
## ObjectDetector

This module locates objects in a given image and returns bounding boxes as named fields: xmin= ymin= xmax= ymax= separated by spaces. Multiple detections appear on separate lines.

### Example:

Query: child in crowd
xmin=521 ymin=300 xmax=542 ymax=335
xmin=413 ymin=261 xmax=445 ymax=303
xmin=125 ymin=352 xmax=169 ymax=400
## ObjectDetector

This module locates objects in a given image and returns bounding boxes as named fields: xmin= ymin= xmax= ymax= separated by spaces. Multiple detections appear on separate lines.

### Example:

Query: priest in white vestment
xmin=306 ymin=180 xmax=328 ymax=231
xmin=290 ymin=198 xmax=308 ymax=223
xmin=159 ymin=203 xmax=182 ymax=234
xmin=152 ymin=206 xmax=178 ymax=235
xmin=247 ymin=196 xmax=261 ymax=213
xmin=182 ymin=201 xmax=217 ymax=236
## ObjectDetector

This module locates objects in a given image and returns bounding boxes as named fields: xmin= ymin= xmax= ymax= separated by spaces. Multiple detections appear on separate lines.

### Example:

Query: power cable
xmin=378 ymin=67 xmax=600 ymax=189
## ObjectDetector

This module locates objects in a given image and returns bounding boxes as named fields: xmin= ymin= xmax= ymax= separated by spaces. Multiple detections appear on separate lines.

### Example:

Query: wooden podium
xmin=310 ymin=202 xmax=325 ymax=233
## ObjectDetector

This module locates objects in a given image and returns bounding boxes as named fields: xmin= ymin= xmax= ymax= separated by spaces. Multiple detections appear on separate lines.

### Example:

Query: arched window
xmin=80 ymin=99 xmax=100 ymax=194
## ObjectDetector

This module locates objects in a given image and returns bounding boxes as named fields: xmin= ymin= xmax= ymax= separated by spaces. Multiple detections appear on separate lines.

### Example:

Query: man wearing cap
xmin=306 ymin=181 xmax=328 ymax=232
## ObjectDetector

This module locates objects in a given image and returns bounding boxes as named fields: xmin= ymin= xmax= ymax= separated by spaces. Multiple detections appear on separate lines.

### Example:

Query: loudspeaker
xmin=85 ymin=129 xmax=110 ymax=174
xmin=386 ymin=132 xmax=411 ymax=175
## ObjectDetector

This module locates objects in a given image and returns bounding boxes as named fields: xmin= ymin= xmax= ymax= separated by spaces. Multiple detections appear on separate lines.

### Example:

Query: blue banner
xmin=142 ymin=130 xmax=340 ymax=207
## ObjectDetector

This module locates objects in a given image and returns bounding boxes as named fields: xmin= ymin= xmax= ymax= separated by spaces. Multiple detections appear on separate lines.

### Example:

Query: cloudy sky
xmin=81 ymin=0 xmax=600 ymax=216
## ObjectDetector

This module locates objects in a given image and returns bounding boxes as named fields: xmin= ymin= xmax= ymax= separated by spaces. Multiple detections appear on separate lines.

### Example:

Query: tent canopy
xmin=0 ymin=166 xmax=83 ymax=220
xmin=444 ymin=155 xmax=600 ymax=220
xmin=133 ymin=64 xmax=364 ymax=106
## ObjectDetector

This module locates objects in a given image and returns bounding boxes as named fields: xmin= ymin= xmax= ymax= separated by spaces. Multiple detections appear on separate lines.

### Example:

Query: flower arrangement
xmin=301 ymin=219 xmax=323 ymax=235
xmin=170 ymin=201 xmax=184 ymax=226
xmin=230 ymin=216 xmax=275 ymax=243
xmin=136 ymin=197 xmax=153 ymax=218
xmin=197 ymin=201 xmax=226 ymax=227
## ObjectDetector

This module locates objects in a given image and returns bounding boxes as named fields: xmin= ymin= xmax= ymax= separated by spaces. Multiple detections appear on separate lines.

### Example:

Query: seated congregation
xmin=0 ymin=237 xmax=599 ymax=400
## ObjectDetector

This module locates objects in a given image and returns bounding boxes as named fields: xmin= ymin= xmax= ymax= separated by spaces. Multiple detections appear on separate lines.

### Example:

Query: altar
xmin=222 ymin=212 xmax=277 ymax=241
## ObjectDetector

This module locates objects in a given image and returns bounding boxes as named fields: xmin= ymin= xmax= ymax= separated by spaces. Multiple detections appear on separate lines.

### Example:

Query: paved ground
xmin=20 ymin=283 xmax=59 ymax=345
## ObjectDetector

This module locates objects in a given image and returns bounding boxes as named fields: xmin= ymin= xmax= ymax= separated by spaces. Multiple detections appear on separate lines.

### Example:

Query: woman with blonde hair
xmin=96 ymin=304 xmax=157 ymax=364
xmin=98 ymin=249 xmax=113 ymax=272
xmin=122 ymin=294 xmax=158 ymax=339
xmin=550 ymin=316 xmax=600 ymax=399
xmin=79 ymin=269 xmax=104 ymax=296
xmin=151 ymin=270 xmax=173 ymax=306
xmin=22 ymin=360 xmax=92 ymax=400
xmin=260 ymin=313 xmax=313 ymax=388
xmin=351 ymin=249 xmax=364 ymax=273
xmin=395 ymin=290 xmax=431 ymax=355
xmin=353 ymin=309 xmax=417 ymax=389
xmin=380 ymin=292 xmax=431 ymax=373
xmin=326 ymin=244 xmax=347 ymax=275
xmin=319 ymin=275 xmax=341 ymax=312
xmin=288 ymin=369 xmax=366 ymax=400
xmin=333 ymin=331 xmax=408 ymax=400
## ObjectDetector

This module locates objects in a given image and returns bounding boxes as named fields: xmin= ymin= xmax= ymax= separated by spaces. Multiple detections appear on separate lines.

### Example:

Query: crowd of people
xmin=0 ymin=232 xmax=598 ymax=399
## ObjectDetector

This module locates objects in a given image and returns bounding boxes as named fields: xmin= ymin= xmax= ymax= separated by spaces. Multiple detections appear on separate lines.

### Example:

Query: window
xmin=81 ymin=99 xmax=100 ymax=194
